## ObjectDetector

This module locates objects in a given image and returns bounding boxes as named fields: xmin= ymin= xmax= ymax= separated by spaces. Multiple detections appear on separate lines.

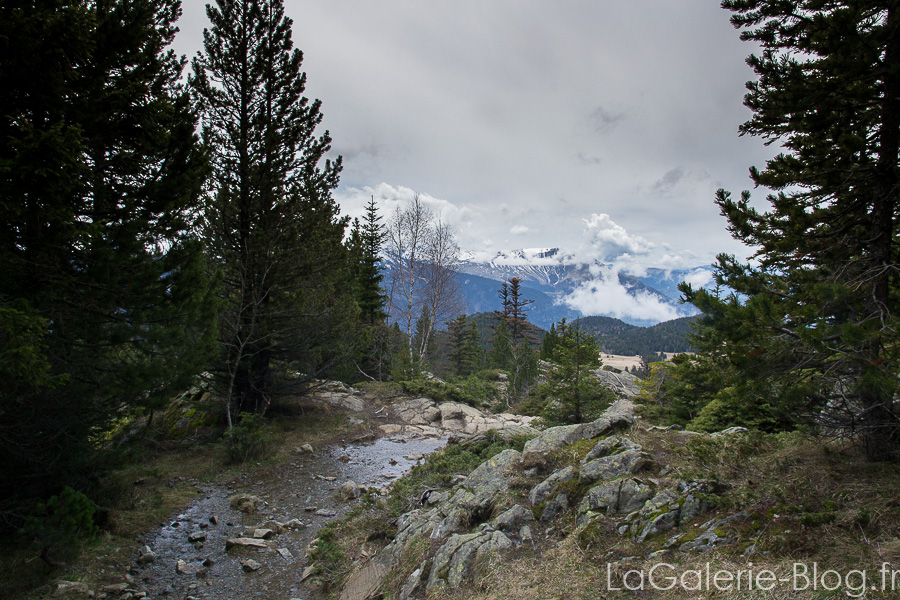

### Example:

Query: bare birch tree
xmin=385 ymin=194 xmax=463 ymax=372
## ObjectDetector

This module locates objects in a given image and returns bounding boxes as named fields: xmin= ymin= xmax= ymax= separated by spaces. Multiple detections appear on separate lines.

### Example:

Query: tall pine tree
xmin=192 ymin=0 xmax=354 ymax=422
xmin=683 ymin=1 xmax=900 ymax=460
xmin=0 ymin=0 xmax=216 ymax=498
xmin=353 ymin=196 xmax=387 ymax=325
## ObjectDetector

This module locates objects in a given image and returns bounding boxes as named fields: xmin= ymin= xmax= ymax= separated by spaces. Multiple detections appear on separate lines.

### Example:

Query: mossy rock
xmin=159 ymin=389 xmax=223 ymax=439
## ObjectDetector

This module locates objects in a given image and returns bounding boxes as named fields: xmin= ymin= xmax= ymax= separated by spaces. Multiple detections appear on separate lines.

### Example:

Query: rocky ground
xmin=44 ymin=370 xmax=895 ymax=600
xmin=47 ymin=378 xmax=571 ymax=600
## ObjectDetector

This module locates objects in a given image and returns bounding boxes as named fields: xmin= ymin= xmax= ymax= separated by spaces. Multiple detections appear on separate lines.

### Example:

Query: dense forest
xmin=2 ymin=0 xmax=899 ymax=563
xmin=573 ymin=315 xmax=696 ymax=356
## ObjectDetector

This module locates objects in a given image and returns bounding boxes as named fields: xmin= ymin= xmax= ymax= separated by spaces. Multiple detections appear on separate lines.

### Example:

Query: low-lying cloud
xmin=574 ymin=213 xmax=655 ymax=263
xmin=561 ymin=265 xmax=684 ymax=324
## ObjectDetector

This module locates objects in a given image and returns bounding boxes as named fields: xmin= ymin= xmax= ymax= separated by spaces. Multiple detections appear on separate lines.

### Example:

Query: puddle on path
xmin=131 ymin=434 xmax=447 ymax=600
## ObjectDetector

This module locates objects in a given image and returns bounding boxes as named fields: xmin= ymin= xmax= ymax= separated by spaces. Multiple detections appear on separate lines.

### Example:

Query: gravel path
xmin=130 ymin=434 xmax=447 ymax=600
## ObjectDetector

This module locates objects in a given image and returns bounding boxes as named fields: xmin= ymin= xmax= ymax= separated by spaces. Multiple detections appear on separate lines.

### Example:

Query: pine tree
xmin=683 ymin=1 xmax=900 ymax=460
xmin=463 ymin=320 xmax=484 ymax=375
xmin=505 ymin=277 xmax=534 ymax=346
xmin=487 ymin=318 xmax=514 ymax=370
xmin=357 ymin=196 xmax=387 ymax=325
xmin=445 ymin=314 xmax=482 ymax=377
xmin=539 ymin=321 xmax=612 ymax=424
xmin=490 ymin=280 xmax=538 ymax=402
xmin=541 ymin=320 xmax=562 ymax=363
xmin=0 ymin=0 xmax=217 ymax=496
xmin=192 ymin=0 xmax=353 ymax=422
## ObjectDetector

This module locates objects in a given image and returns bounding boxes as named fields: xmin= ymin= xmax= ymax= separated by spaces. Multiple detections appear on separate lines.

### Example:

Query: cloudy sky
xmin=173 ymin=1 xmax=774 ymax=275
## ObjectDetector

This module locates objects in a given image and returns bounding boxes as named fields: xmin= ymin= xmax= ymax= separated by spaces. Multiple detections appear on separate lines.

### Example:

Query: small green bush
xmin=24 ymin=487 xmax=98 ymax=551
xmin=225 ymin=412 xmax=276 ymax=464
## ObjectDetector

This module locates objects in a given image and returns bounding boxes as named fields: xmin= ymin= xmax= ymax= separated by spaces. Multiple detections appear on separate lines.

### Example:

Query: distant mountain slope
xmin=467 ymin=311 xmax=698 ymax=357
xmin=382 ymin=247 xmax=708 ymax=327
xmin=575 ymin=315 xmax=698 ymax=356
xmin=456 ymin=248 xmax=703 ymax=326
xmin=455 ymin=271 xmax=579 ymax=330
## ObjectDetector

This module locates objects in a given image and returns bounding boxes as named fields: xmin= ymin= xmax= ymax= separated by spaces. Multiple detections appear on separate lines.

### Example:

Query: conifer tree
xmin=541 ymin=321 xmax=562 ymax=363
xmin=505 ymin=277 xmax=534 ymax=346
xmin=490 ymin=279 xmax=538 ymax=402
xmin=540 ymin=321 xmax=612 ymax=424
xmin=0 ymin=0 xmax=216 ymax=496
xmin=683 ymin=1 xmax=900 ymax=460
xmin=356 ymin=196 xmax=387 ymax=325
xmin=445 ymin=314 xmax=482 ymax=377
xmin=192 ymin=0 xmax=353 ymax=422
xmin=463 ymin=320 xmax=484 ymax=374
xmin=487 ymin=319 xmax=514 ymax=370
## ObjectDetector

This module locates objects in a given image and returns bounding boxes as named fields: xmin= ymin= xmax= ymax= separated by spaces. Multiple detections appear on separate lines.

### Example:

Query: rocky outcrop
xmin=579 ymin=448 xmax=651 ymax=483
xmin=335 ymin=398 xmax=742 ymax=599
xmin=311 ymin=380 xmax=367 ymax=412
xmin=489 ymin=504 xmax=534 ymax=534
xmin=388 ymin=398 xmax=539 ymax=437
xmin=336 ymin=400 xmax=639 ymax=599
xmin=338 ymin=447 xmax=524 ymax=600
xmin=577 ymin=478 xmax=654 ymax=521
xmin=426 ymin=529 xmax=514 ymax=590
xmin=522 ymin=399 xmax=635 ymax=460
xmin=593 ymin=368 xmax=642 ymax=398
xmin=529 ymin=465 xmax=576 ymax=505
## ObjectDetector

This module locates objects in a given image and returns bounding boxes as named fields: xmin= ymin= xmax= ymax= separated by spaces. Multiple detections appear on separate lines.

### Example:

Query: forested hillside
xmin=575 ymin=315 xmax=697 ymax=355
xmin=466 ymin=313 xmax=697 ymax=357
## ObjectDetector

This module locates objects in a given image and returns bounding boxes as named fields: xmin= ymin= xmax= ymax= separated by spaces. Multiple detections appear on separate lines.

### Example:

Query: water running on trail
xmin=132 ymin=434 xmax=447 ymax=600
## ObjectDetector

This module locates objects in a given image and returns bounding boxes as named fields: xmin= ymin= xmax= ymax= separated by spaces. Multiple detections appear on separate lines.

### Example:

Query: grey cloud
xmin=576 ymin=151 xmax=602 ymax=166
xmin=173 ymin=1 xmax=773 ymax=269
xmin=589 ymin=106 xmax=625 ymax=134
xmin=651 ymin=168 xmax=686 ymax=194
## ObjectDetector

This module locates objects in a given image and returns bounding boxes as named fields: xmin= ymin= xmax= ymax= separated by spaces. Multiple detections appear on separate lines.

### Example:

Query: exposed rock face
xmin=593 ymin=368 xmax=642 ymax=398
xmin=522 ymin=399 xmax=636 ymax=461
xmin=426 ymin=530 xmax=514 ymax=591
xmin=393 ymin=398 xmax=441 ymax=425
xmin=335 ymin=397 xmax=743 ymax=599
xmin=577 ymin=478 xmax=654 ymax=521
xmin=388 ymin=398 xmax=539 ymax=437
xmin=582 ymin=436 xmax=642 ymax=462
xmin=579 ymin=449 xmax=651 ymax=483
xmin=529 ymin=465 xmax=576 ymax=506
xmin=311 ymin=380 xmax=367 ymax=412
xmin=490 ymin=504 xmax=534 ymax=533
xmin=338 ymin=448 xmax=523 ymax=600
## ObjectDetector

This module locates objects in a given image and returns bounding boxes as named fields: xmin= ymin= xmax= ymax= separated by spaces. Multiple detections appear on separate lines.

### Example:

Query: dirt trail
xmin=131 ymin=434 xmax=447 ymax=600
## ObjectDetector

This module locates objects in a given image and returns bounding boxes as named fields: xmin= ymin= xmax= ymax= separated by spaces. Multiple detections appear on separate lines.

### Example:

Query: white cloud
xmin=682 ymin=267 xmax=715 ymax=290
xmin=574 ymin=213 xmax=655 ymax=263
xmin=561 ymin=265 xmax=682 ymax=323
xmin=335 ymin=183 xmax=483 ymax=246
xmin=510 ymin=225 xmax=531 ymax=235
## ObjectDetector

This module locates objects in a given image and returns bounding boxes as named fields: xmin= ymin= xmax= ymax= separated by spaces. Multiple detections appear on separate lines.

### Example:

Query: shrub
xmin=23 ymin=487 xmax=98 ymax=559
xmin=400 ymin=378 xmax=487 ymax=407
xmin=225 ymin=412 xmax=276 ymax=464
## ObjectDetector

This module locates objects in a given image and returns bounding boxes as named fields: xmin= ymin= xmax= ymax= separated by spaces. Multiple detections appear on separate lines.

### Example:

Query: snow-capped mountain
xmin=456 ymin=248 xmax=710 ymax=327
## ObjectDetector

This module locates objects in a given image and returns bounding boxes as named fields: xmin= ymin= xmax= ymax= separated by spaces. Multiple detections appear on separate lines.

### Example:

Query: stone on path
xmin=225 ymin=537 xmax=269 ymax=550
xmin=241 ymin=559 xmax=261 ymax=572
